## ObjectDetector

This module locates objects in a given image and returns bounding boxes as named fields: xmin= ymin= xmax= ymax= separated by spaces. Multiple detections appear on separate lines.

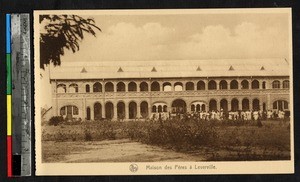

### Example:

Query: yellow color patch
xmin=7 ymin=95 xmax=12 ymax=136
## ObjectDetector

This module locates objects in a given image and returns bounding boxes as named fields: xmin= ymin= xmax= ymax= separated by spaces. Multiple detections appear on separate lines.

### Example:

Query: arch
xmin=128 ymin=82 xmax=137 ymax=92
xmin=242 ymin=98 xmax=249 ymax=110
xmin=117 ymin=102 xmax=125 ymax=119
xmin=163 ymin=82 xmax=172 ymax=91
xmin=252 ymin=99 xmax=260 ymax=110
xmin=158 ymin=105 xmax=162 ymax=113
xmin=230 ymin=80 xmax=238 ymax=89
xmin=209 ymin=99 xmax=217 ymax=111
xmin=251 ymin=80 xmax=259 ymax=89
xmin=60 ymin=106 xmax=66 ymax=115
xmin=201 ymin=104 xmax=206 ymax=111
xmin=105 ymin=82 xmax=114 ymax=92
xmin=272 ymin=80 xmax=280 ymax=89
xmin=93 ymin=82 xmax=102 ymax=92
xmin=140 ymin=101 xmax=149 ymax=118
xmin=208 ymin=80 xmax=217 ymax=90
xmin=94 ymin=102 xmax=102 ymax=120
xmin=172 ymin=99 xmax=187 ymax=113
xmin=197 ymin=81 xmax=205 ymax=90
xmin=174 ymin=82 xmax=183 ymax=91
xmin=129 ymin=101 xmax=137 ymax=119
xmin=57 ymin=84 xmax=66 ymax=93
xmin=241 ymin=80 xmax=249 ymax=89
xmin=151 ymin=81 xmax=160 ymax=91
xmin=273 ymin=100 xmax=288 ymax=110
xmin=231 ymin=99 xmax=239 ymax=111
xmin=163 ymin=105 xmax=167 ymax=112
xmin=69 ymin=83 xmax=78 ymax=93
xmin=219 ymin=80 xmax=228 ymax=90
xmin=220 ymin=99 xmax=228 ymax=112
xmin=191 ymin=101 xmax=206 ymax=112
xmin=152 ymin=105 xmax=157 ymax=112
xmin=86 ymin=84 xmax=90 ymax=93
xmin=186 ymin=82 xmax=194 ymax=91
xmin=191 ymin=104 xmax=195 ymax=112
xmin=105 ymin=102 xmax=114 ymax=119
xmin=196 ymin=104 xmax=201 ymax=112
xmin=283 ymin=80 xmax=289 ymax=89
xmin=60 ymin=105 xmax=79 ymax=120
xmin=86 ymin=107 xmax=91 ymax=120
xmin=140 ymin=82 xmax=149 ymax=91
xmin=117 ymin=82 xmax=125 ymax=92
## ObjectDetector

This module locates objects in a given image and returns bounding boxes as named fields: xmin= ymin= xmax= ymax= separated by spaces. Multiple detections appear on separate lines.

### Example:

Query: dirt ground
xmin=42 ymin=139 xmax=206 ymax=163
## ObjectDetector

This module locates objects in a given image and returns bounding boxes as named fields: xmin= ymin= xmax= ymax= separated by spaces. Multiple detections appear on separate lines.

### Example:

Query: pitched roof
xmin=49 ymin=59 xmax=290 ymax=80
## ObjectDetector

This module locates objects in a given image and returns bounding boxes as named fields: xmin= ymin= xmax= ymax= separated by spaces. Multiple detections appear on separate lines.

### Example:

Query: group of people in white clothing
xmin=149 ymin=109 xmax=288 ymax=122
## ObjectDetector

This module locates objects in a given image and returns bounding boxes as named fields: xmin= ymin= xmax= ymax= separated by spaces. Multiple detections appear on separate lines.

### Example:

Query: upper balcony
xmin=55 ymin=88 xmax=290 ymax=99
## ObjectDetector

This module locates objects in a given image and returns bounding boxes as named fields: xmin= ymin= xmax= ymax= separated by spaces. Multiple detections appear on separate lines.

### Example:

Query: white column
xmin=113 ymin=104 xmax=117 ymax=120
xmin=101 ymin=104 xmax=105 ymax=119
xmin=125 ymin=102 xmax=129 ymax=120
xmin=91 ymin=106 xmax=94 ymax=120
xmin=137 ymin=105 xmax=141 ymax=118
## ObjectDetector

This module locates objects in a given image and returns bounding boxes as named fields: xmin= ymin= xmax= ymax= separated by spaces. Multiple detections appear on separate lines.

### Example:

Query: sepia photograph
xmin=34 ymin=9 xmax=294 ymax=175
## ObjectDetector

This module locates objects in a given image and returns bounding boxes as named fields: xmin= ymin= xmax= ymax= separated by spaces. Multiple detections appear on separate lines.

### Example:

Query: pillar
xmin=82 ymin=99 xmax=86 ymax=120
xmin=91 ymin=105 xmax=94 ymax=120
xmin=113 ymin=105 xmax=117 ymax=120
xmin=137 ymin=105 xmax=141 ymax=118
xmin=160 ymin=82 xmax=163 ymax=92
xmin=148 ymin=104 xmax=152 ymax=117
xmin=125 ymin=82 xmax=128 ymax=92
xmin=125 ymin=102 xmax=129 ymax=120
xmin=137 ymin=82 xmax=140 ymax=92
xmin=238 ymin=100 xmax=242 ymax=111
xmin=217 ymin=101 xmax=221 ymax=111
xmin=228 ymin=101 xmax=231 ymax=111
xmin=114 ymin=82 xmax=117 ymax=92
xmin=101 ymin=104 xmax=105 ymax=119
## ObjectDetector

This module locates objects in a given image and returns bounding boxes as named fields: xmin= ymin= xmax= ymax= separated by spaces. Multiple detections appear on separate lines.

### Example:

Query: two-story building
xmin=49 ymin=59 xmax=290 ymax=121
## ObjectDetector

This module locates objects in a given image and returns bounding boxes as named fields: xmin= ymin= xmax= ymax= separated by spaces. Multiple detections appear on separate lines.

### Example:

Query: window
xmin=219 ymin=80 xmax=227 ymax=90
xmin=251 ymin=80 xmax=259 ymax=89
xmin=283 ymin=80 xmax=289 ymax=89
xmin=241 ymin=80 xmax=249 ymax=89
xmin=93 ymin=82 xmax=102 ymax=92
xmin=69 ymin=83 xmax=78 ymax=93
xmin=272 ymin=80 xmax=280 ymax=89
xmin=230 ymin=80 xmax=238 ymax=89
xmin=73 ymin=106 xmax=79 ymax=115
xmin=57 ymin=84 xmax=66 ymax=93
xmin=86 ymin=84 xmax=90 ymax=93
xmin=208 ymin=80 xmax=216 ymax=90
xmin=60 ymin=107 xmax=66 ymax=115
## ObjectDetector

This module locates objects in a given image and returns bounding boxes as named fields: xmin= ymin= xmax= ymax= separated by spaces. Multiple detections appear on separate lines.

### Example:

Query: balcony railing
xmin=55 ymin=88 xmax=289 ymax=99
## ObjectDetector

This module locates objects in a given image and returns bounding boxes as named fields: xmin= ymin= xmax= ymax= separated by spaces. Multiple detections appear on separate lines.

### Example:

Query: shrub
xmin=48 ymin=116 xmax=64 ymax=126
xmin=125 ymin=119 xmax=219 ymax=151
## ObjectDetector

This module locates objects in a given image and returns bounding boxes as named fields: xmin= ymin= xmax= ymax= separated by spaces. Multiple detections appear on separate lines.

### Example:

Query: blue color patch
xmin=6 ymin=14 xmax=11 ymax=53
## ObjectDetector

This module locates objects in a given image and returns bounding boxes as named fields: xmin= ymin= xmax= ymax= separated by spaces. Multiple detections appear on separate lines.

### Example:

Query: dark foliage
xmin=48 ymin=116 xmax=64 ymax=126
xmin=39 ymin=15 xmax=101 ymax=69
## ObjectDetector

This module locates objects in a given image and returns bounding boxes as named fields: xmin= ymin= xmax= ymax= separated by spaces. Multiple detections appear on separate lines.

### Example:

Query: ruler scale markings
xmin=11 ymin=14 xmax=31 ymax=177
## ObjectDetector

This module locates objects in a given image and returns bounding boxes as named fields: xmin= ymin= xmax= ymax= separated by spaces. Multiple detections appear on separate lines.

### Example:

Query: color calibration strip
xmin=6 ymin=14 xmax=12 ymax=177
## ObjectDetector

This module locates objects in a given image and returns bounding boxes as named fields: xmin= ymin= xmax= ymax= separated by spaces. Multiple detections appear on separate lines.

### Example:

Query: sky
xmin=60 ymin=11 xmax=291 ymax=63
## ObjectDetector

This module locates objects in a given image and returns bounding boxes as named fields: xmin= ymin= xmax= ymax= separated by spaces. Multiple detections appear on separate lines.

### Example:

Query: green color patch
xmin=6 ymin=53 xmax=11 ymax=95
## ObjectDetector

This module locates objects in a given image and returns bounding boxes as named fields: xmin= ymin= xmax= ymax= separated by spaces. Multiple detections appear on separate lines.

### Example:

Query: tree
xmin=39 ymin=15 xmax=101 ymax=69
